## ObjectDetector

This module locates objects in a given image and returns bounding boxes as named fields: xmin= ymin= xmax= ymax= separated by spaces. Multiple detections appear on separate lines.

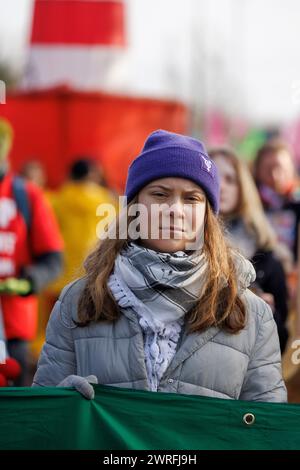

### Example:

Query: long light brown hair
xmin=209 ymin=147 xmax=277 ymax=251
xmin=78 ymin=195 xmax=246 ymax=334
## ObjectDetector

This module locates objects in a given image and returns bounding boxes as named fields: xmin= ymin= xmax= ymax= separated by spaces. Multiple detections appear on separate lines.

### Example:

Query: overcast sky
xmin=0 ymin=0 xmax=300 ymax=125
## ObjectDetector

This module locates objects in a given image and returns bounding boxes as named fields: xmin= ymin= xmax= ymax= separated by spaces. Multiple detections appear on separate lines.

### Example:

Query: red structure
xmin=1 ymin=88 xmax=188 ymax=192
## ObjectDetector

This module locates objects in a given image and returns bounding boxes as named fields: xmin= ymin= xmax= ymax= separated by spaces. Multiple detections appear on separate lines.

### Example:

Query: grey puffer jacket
xmin=33 ymin=278 xmax=287 ymax=402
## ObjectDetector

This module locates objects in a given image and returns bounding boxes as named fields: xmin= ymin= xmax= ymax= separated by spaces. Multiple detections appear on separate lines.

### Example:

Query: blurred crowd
xmin=1 ymin=116 xmax=300 ymax=400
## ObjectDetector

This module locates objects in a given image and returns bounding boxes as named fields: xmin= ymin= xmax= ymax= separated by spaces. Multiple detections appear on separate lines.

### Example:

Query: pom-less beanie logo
xmin=200 ymin=154 xmax=212 ymax=173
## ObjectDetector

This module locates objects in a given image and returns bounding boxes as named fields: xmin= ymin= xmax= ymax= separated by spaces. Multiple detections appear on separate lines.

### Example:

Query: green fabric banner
xmin=0 ymin=384 xmax=299 ymax=450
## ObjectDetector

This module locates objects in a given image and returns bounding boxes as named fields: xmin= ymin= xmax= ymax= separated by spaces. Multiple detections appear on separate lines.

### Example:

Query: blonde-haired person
xmin=33 ymin=130 xmax=286 ymax=402
xmin=210 ymin=147 xmax=291 ymax=353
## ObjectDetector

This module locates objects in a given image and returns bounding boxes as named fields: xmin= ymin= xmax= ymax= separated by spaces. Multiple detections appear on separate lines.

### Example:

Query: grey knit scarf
xmin=107 ymin=241 xmax=256 ymax=391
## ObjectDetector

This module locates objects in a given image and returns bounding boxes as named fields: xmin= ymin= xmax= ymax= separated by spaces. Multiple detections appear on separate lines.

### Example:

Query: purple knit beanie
xmin=125 ymin=129 xmax=220 ymax=213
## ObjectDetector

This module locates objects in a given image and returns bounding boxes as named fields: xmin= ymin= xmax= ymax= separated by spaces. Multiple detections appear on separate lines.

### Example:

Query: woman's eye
xmin=185 ymin=196 xmax=201 ymax=202
xmin=152 ymin=192 xmax=166 ymax=197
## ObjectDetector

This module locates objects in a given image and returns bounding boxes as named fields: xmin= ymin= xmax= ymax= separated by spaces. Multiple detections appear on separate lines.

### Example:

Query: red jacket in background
xmin=0 ymin=173 xmax=63 ymax=340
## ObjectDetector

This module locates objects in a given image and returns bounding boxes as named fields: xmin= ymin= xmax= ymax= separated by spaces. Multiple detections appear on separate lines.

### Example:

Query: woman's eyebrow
xmin=147 ymin=185 xmax=205 ymax=195
xmin=147 ymin=184 xmax=172 ymax=191
xmin=184 ymin=189 xmax=205 ymax=196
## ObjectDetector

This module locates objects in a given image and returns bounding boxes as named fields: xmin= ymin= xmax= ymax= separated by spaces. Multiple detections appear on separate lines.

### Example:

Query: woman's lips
xmin=159 ymin=226 xmax=185 ymax=232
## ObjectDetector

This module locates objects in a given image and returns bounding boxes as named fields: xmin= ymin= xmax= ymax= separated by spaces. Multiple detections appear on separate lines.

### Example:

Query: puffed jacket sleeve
xmin=239 ymin=301 xmax=287 ymax=402
xmin=32 ymin=284 xmax=76 ymax=387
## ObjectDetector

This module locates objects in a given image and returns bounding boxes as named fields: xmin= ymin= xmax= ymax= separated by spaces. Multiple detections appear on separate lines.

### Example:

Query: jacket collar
xmin=164 ymin=325 xmax=220 ymax=376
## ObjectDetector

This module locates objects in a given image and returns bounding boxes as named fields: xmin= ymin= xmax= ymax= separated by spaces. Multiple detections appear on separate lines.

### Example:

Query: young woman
xmin=210 ymin=147 xmax=290 ymax=353
xmin=33 ymin=130 xmax=287 ymax=402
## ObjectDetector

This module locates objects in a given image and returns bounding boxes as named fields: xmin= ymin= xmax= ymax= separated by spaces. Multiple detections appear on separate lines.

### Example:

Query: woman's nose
xmin=168 ymin=198 xmax=185 ymax=218
xmin=219 ymin=179 xmax=228 ymax=196
xmin=159 ymin=200 xmax=185 ymax=226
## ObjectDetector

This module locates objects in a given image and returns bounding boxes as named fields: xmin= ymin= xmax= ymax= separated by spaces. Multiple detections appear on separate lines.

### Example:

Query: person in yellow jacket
xmin=49 ymin=158 xmax=118 ymax=294
xmin=31 ymin=158 xmax=118 ymax=356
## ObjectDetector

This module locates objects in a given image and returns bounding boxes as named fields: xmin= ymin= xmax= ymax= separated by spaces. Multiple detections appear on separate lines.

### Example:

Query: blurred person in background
xmin=253 ymin=140 xmax=300 ymax=262
xmin=0 ymin=117 xmax=63 ymax=385
xmin=211 ymin=147 xmax=291 ymax=353
xmin=31 ymin=158 xmax=118 ymax=357
xmin=48 ymin=158 xmax=118 ymax=297
xmin=20 ymin=160 xmax=47 ymax=189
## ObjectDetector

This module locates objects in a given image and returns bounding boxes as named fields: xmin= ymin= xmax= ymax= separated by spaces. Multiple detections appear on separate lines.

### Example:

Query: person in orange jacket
xmin=0 ymin=117 xmax=63 ymax=385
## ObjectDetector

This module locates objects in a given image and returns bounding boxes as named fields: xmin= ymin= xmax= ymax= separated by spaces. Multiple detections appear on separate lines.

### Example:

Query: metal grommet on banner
xmin=243 ymin=413 xmax=255 ymax=425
